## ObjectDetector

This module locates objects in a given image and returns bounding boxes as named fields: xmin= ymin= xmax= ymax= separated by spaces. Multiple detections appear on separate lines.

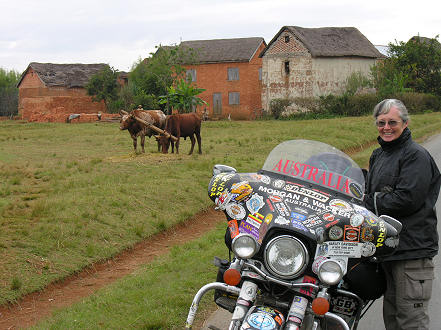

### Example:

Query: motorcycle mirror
xmin=379 ymin=215 xmax=402 ymax=234
xmin=212 ymin=164 xmax=237 ymax=176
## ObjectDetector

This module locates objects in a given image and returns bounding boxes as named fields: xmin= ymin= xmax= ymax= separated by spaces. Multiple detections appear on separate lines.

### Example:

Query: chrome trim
xmin=244 ymin=262 xmax=319 ymax=292
xmin=185 ymin=282 xmax=241 ymax=329
xmin=324 ymin=312 xmax=350 ymax=330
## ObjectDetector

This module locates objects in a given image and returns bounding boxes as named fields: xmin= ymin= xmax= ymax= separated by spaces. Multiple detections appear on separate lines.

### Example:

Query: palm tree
xmin=159 ymin=79 xmax=207 ymax=113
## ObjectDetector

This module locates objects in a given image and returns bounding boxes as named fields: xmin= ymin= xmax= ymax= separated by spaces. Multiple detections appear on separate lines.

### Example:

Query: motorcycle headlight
xmin=264 ymin=235 xmax=308 ymax=279
xmin=317 ymin=259 xmax=345 ymax=285
xmin=232 ymin=234 xmax=259 ymax=259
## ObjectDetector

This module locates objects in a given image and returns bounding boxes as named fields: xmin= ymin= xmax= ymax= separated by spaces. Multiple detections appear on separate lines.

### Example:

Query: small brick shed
xmin=17 ymin=62 xmax=118 ymax=122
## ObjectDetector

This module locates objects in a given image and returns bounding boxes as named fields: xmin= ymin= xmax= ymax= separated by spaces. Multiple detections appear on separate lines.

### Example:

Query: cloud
xmin=1 ymin=0 xmax=440 ymax=72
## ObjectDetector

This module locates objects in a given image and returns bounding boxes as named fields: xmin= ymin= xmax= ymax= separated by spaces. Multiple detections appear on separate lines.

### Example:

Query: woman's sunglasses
xmin=376 ymin=120 xmax=402 ymax=128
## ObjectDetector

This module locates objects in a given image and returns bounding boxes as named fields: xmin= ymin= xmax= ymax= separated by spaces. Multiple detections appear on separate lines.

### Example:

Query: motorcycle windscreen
xmin=261 ymin=140 xmax=365 ymax=201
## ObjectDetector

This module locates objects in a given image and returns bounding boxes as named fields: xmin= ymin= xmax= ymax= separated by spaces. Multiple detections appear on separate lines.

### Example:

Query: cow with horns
xmin=159 ymin=112 xmax=202 ymax=155
xmin=119 ymin=108 xmax=166 ymax=153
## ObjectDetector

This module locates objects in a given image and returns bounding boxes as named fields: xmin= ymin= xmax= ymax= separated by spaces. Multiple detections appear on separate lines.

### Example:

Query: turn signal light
xmin=223 ymin=268 xmax=241 ymax=286
xmin=312 ymin=297 xmax=330 ymax=315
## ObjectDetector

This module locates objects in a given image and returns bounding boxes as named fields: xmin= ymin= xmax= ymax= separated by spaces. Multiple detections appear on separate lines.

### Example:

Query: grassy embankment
xmin=0 ymin=114 xmax=440 ymax=328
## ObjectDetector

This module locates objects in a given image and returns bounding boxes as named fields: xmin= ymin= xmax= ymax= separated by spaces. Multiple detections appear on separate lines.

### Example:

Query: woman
xmin=364 ymin=99 xmax=440 ymax=330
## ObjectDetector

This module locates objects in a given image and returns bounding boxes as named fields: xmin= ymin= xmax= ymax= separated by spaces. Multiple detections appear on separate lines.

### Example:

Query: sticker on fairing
xmin=350 ymin=213 xmax=364 ymax=227
xmin=360 ymin=242 xmax=376 ymax=257
xmin=317 ymin=241 xmax=362 ymax=258
xmin=328 ymin=225 xmax=343 ymax=240
xmin=246 ymin=194 xmax=265 ymax=214
xmin=226 ymin=203 xmax=246 ymax=220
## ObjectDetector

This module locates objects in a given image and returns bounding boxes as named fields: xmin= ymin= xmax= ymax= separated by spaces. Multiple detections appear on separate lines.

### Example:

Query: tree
xmin=129 ymin=44 xmax=198 ymax=112
xmin=371 ymin=35 xmax=441 ymax=97
xmin=0 ymin=68 xmax=20 ymax=117
xmin=371 ymin=59 xmax=412 ymax=97
xmin=159 ymin=79 xmax=207 ymax=113
xmin=118 ymin=82 xmax=159 ymax=111
xmin=86 ymin=66 xmax=119 ymax=112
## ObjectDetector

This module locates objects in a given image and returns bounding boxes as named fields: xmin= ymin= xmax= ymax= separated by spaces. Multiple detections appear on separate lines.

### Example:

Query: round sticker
xmin=260 ymin=175 xmax=271 ymax=185
xmin=328 ymin=225 xmax=343 ymax=240
xmin=248 ymin=312 xmax=277 ymax=330
xmin=264 ymin=213 xmax=273 ymax=224
xmin=345 ymin=229 xmax=359 ymax=241
xmin=350 ymin=214 xmax=365 ymax=227
xmin=226 ymin=203 xmax=246 ymax=220
xmin=273 ymin=179 xmax=285 ymax=189
xmin=361 ymin=242 xmax=376 ymax=257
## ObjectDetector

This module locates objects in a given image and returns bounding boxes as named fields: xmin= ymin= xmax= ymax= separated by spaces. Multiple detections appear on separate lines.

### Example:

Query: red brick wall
xmin=184 ymin=42 xmax=266 ymax=120
xmin=266 ymin=31 xmax=309 ymax=55
xmin=18 ymin=68 xmax=108 ymax=122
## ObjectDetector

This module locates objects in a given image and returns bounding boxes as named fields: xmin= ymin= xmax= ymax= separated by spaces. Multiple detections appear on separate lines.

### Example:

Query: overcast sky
xmin=1 ymin=0 xmax=439 ymax=73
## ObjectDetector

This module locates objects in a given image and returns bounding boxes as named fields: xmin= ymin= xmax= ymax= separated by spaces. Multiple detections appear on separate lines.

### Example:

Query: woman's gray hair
xmin=373 ymin=99 xmax=409 ymax=123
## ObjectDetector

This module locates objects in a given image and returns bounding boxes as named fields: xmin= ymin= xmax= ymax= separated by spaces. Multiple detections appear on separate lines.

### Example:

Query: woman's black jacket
xmin=364 ymin=128 xmax=441 ymax=261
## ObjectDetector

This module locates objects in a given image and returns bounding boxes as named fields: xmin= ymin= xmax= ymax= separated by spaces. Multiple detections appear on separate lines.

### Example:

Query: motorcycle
xmin=186 ymin=139 xmax=402 ymax=330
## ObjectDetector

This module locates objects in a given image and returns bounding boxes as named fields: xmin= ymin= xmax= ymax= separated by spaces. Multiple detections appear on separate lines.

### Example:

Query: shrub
xmin=346 ymin=94 xmax=381 ymax=116
xmin=318 ymin=94 xmax=350 ymax=116
xmin=391 ymin=92 xmax=441 ymax=113
xmin=268 ymin=92 xmax=440 ymax=120
xmin=345 ymin=71 xmax=372 ymax=96
xmin=269 ymin=98 xmax=291 ymax=119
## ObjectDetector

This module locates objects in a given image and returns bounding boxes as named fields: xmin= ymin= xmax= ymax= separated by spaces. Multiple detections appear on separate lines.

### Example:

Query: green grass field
xmin=1 ymin=114 xmax=440 ymax=328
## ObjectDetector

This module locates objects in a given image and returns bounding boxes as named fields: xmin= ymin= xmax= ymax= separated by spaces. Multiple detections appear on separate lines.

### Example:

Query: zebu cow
xmin=119 ymin=109 xmax=166 ymax=153
xmin=159 ymin=113 xmax=202 ymax=155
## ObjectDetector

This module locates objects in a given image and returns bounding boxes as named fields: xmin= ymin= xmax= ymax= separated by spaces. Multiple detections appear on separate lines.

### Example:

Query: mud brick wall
xmin=18 ymin=68 xmax=108 ymax=122
xmin=261 ymin=31 xmax=377 ymax=112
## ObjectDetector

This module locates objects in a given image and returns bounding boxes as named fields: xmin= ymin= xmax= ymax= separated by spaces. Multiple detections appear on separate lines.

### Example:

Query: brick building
xmin=181 ymin=37 xmax=266 ymax=120
xmin=17 ymin=62 xmax=119 ymax=122
xmin=260 ymin=26 xmax=383 ymax=112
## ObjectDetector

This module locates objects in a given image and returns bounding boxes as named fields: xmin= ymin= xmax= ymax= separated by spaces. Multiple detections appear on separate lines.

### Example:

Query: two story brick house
xmin=181 ymin=37 xmax=266 ymax=120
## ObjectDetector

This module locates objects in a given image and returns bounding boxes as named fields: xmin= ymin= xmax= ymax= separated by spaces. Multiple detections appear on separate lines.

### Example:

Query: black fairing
xmin=208 ymin=140 xmax=400 ymax=262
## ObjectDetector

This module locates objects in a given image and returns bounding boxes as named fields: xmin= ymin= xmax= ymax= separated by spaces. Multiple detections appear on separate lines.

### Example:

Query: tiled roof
xmin=181 ymin=37 xmax=265 ymax=63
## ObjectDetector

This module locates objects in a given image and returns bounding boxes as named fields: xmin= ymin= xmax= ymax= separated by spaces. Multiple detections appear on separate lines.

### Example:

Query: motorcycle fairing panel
xmin=208 ymin=140 xmax=399 ymax=261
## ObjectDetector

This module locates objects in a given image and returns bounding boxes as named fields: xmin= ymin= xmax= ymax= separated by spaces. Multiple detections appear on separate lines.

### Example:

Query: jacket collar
xmin=377 ymin=127 xmax=411 ymax=151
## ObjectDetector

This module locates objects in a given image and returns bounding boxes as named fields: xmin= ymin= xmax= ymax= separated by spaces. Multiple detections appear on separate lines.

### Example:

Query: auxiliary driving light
xmin=317 ymin=259 xmax=345 ymax=285
xmin=231 ymin=234 xmax=259 ymax=259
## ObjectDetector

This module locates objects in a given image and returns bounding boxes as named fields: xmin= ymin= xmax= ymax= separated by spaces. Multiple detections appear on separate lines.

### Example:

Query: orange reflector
xmin=312 ymin=297 xmax=330 ymax=315
xmin=223 ymin=268 xmax=241 ymax=286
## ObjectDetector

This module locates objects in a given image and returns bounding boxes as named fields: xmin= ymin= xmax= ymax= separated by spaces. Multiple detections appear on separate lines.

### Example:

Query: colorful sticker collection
xmin=209 ymin=172 xmax=397 ymax=257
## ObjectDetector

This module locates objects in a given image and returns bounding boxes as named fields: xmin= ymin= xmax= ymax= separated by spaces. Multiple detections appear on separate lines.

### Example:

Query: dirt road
xmin=0 ymin=207 xmax=225 ymax=329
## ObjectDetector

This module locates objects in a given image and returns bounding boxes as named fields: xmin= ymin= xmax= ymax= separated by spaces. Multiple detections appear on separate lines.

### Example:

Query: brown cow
xmin=159 ymin=113 xmax=202 ymax=155
xmin=120 ymin=109 xmax=166 ymax=153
